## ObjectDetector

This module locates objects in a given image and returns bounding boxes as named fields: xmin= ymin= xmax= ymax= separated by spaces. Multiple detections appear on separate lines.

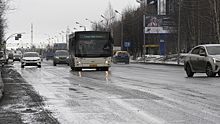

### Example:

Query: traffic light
xmin=15 ymin=36 xmax=19 ymax=40
xmin=15 ymin=34 xmax=22 ymax=40
xmin=17 ymin=34 xmax=22 ymax=38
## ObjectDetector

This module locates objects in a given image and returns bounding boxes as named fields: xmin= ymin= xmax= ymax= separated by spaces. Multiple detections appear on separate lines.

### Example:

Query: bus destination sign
xmin=79 ymin=34 xmax=107 ymax=39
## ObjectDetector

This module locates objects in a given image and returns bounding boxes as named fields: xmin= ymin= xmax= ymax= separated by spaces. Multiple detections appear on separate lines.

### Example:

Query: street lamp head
xmin=115 ymin=10 xmax=119 ymax=13
xmin=101 ymin=15 xmax=105 ymax=18
xmin=76 ymin=22 xmax=79 ymax=24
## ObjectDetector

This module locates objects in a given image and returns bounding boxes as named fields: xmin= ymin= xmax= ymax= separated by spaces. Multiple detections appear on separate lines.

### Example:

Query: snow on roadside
xmin=130 ymin=54 xmax=187 ymax=65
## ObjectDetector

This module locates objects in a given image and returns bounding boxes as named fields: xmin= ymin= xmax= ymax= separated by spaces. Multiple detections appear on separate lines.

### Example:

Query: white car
xmin=21 ymin=52 xmax=41 ymax=68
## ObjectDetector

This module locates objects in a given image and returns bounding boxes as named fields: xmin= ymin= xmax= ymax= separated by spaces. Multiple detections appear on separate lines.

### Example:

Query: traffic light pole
xmin=2 ymin=32 xmax=25 ymax=53
xmin=4 ymin=32 xmax=25 ymax=43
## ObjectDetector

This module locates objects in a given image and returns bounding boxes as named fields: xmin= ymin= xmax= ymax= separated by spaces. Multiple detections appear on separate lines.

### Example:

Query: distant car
xmin=184 ymin=44 xmax=220 ymax=77
xmin=8 ymin=53 xmax=13 ymax=59
xmin=13 ymin=54 xmax=22 ymax=62
xmin=0 ymin=51 xmax=6 ymax=67
xmin=53 ymin=50 xmax=69 ymax=66
xmin=21 ymin=52 xmax=41 ymax=68
xmin=113 ymin=51 xmax=130 ymax=64
xmin=46 ymin=52 xmax=54 ymax=61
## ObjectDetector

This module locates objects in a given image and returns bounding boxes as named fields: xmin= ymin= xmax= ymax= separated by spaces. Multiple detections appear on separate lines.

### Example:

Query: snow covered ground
xmin=130 ymin=54 xmax=187 ymax=66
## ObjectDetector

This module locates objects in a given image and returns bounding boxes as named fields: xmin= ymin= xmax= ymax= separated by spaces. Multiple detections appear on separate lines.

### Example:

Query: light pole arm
xmin=4 ymin=32 xmax=25 ymax=43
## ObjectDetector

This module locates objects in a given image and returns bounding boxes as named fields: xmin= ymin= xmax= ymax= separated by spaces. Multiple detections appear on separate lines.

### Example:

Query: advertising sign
xmin=144 ymin=15 xmax=173 ymax=34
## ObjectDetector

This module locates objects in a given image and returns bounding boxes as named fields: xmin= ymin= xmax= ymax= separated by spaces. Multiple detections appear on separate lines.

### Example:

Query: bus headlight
xmin=105 ymin=61 xmax=109 ymax=64
xmin=77 ymin=61 xmax=81 ymax=64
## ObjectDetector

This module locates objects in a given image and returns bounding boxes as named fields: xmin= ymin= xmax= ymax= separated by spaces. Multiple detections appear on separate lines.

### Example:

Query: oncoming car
xmin=184 ymin=44 xmax=220 ymax=77
xmin=13 ymin=54 xmax=22 ymax=62
xmin=113 ymin=51 xmax=130 ymax=64
xmin=53 ymin=50 xmax=69 ymax=66
xmin=21 ymin=52 xmax=41 ymax=68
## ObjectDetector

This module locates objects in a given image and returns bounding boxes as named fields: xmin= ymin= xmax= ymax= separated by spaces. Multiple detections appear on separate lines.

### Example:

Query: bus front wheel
xmin=75 ymin=67 xmax=82 ymax=71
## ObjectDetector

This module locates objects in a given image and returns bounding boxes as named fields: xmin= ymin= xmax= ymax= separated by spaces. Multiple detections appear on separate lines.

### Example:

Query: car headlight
xmin=212 ymin=58 xmax=220 ymax=64
xmin=55 ymin=56 xmax=59 ymax=59
xmin=67 ymin=56 xmax=69 ymax=59
xmin=37 ymin=59 xmax=40 ymax=61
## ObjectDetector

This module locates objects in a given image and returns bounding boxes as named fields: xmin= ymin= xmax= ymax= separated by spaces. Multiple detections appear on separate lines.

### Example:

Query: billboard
xmin=144 ymin=15 xmax=173 ymax=34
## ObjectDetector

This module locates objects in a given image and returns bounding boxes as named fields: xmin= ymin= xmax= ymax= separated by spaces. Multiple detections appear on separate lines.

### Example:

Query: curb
xmin=130 ymin=61 xmax=184 ymax=66
xmin=0 ymin=70 xmax=3 ymax=100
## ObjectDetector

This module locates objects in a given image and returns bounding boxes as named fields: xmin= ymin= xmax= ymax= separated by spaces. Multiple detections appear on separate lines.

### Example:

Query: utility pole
xmin=31 ymin=23 xmax=33 ymax=48
xmin=143 ymin=0 xmax=146 ymax=62
xmin=177 ymin=0 xmax=181 ymax=65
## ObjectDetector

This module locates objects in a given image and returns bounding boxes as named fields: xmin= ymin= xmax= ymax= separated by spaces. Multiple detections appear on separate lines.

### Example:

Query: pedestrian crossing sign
xmin=1 ymin=43 xmax=5 ymax=49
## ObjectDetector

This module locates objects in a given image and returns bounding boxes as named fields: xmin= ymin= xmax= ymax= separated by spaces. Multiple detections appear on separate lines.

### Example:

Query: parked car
xmin=0 ymin=51 xmax=6 ymax=67
xmin=53 ymin=50 xmax=69 ymax=66
xmin=113 ymin=51 xmax=130 ymax=64
xmin=184 ymin=44 xmax=220 ymax=77
xmin=13 ymin=54 xmax=22 ymax=62
xmin=21 ymin=52 xmax=41 ymax=68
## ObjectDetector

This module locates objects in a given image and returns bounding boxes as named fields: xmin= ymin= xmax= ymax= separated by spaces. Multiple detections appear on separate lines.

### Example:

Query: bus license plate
xmin=90 ymin=64 xmax=97 ymax=67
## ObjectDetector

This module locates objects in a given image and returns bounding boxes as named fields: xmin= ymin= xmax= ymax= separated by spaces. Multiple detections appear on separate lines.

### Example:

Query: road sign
xmin=1 ymin=43 xmax=5 ymax=49
xmin=124 ymin=42 xmax=130 ymax=47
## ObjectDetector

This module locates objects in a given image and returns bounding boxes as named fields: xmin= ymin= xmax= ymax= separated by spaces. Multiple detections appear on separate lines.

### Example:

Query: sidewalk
xmin=0 ymin=69 xmax=3 ymax=100
xmin=0 ymin=66 xmax=59 ymax=124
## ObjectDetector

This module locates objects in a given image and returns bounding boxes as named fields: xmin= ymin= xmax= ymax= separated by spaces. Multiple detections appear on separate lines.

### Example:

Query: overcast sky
xmin=5 ymin=0 xmax=139 ymax=49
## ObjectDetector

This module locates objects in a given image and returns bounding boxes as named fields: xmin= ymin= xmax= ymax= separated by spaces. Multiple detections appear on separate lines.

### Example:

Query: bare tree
xmin=0 ymin=0 xmax=7 ymax=45
xmin=208 ymin=0 xmax=220 ymax=43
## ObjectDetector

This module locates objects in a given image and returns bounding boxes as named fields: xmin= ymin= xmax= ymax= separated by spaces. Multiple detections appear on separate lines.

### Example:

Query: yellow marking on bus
xmin=90 ymin=64 xmax=97 ymax=67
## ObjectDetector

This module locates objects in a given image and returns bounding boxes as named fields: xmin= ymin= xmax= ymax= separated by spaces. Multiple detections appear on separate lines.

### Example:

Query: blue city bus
xmin=69 ymin=31 xmax=114 ymax=71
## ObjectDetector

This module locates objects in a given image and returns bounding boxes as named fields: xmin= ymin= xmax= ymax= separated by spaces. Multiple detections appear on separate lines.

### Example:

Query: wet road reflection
xmin=10 ymin=60 xmax=220 ymax=124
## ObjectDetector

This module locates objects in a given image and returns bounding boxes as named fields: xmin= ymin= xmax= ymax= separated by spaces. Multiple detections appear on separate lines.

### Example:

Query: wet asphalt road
xmin=10 ymin=59 xmax=220 ymax=124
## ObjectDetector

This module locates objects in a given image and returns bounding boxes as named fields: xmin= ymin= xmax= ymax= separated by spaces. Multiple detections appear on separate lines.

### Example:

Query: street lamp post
xmin=44 ymin=33 xmax=51 ymax=47
xmin=76 ymin=22 xmax=86 ymax=31
xmin=115 ymin=10 xmax=123 ymax=51
xmin=86 ymin=18 xmax=97 ymax=31
xmin=136 ymin=0 xmax=147 ymax=62
xmin=101 ymin=15 xmax=115 ymax=31
xmin=177 ymin=0 xmax=181 ymax=65
xmin=55 ymin=36 xmax=59 ymax=43
xmin=59 ymin=33 xmax=64 ymax=43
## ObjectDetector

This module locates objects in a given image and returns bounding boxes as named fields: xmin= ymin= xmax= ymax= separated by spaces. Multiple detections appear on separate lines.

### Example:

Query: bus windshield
xmin=76 ymin=39 xmax=111 ymax=57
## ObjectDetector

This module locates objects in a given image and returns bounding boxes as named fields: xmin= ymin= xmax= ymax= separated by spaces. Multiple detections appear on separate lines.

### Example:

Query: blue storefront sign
xmin=124 ymin=42 xmax=130 ymax=47
xmin=159 ymin=34 xmax=165 ymax=56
